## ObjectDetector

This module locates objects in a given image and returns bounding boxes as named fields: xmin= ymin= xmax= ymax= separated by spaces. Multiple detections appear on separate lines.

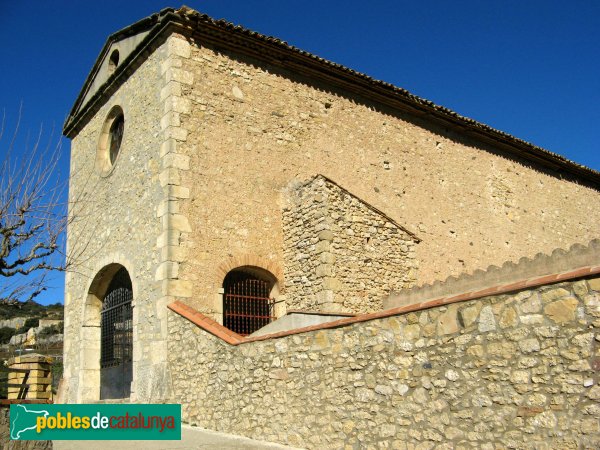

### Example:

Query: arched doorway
xmin=99 ymin=267 xmax=133 ymax=399
xmin=222 ymin=266 xmax=278 ymax=336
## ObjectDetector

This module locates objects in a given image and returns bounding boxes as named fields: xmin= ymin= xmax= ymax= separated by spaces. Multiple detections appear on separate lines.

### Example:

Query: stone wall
xmin=174 ymin=36 xmax=600 ymax=320
xmin=283 ymin=175 xmax=418 ymax=313
xmin=63 ymin=38 xmax=168 ymax=403
xmin=167 ymin=274 xmax=600 ymax=449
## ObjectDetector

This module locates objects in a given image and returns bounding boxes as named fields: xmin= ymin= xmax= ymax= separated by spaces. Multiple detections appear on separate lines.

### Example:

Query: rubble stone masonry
xmin=283 ymin=175 xmax=418 ymax=313
xmin=63 ymin=17 xmax=600 ymax=407
xmin=63 ymin=40 xmax=168 ymax=403
xmin=174 ymin=37 xmax=600 ymax=316
xmin=168 ymin=275 xmax=600 ymax=449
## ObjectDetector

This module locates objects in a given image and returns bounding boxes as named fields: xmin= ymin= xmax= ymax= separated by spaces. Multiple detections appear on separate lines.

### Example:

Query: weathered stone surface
xmin=499 ymin=307 xmax=518 ymax=328
xmin=520 ymin=292 xmax=542 ymax=313
xmin=167 ymin=276 xmax=600 ymax=449
xmin=283 ymin=176 xmax=417 ymax=313
xmin=478 ymin=306 xmax=497 ymax=332
xmin=540 ymin=288 xmax=570 ymax=303
xmin=437 ymin=307 xmax=459 ymax=335
xmin=587 ymin=278 xmax=600 ymax=292
xmin=544 ymin=297 xmax=578 ymax=324
xmin=458 ymin=304 xmax=480 ymax=327
xmin=519 ymin=338 xmax=541 ymax=353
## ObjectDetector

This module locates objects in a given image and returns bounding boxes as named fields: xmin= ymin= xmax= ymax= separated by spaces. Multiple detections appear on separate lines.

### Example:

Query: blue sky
xmin=1 ymin=0 xmax=598 ymax=304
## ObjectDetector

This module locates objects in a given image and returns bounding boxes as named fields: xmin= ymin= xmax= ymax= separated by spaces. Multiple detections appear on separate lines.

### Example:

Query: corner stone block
xmin=163 ymin=126 xmax=188 ymax=142
xmin=160 ymin=81 xmax=182 ymax=102
xmin=320 ymin=252 xmax=336 ymax=264
xmin=167 ymin=36 xmax=192 ymax=58
xmin=159 ymin=168 xmax=181 ymax=187
xmin=160 ymin=111 xmax=181 ymax=130
xmin=316 ymin=264 xmax=333 ymax=277
xmin=316 ymin=240 xmax=331 ymax=253
xmin=318 ymin=230 xmax=334 ymax=241
xmin=316 ymin=290 xmax=334 ymax=305
xmin=155 ymin=261 xmax=180 ymax=281
xmin=162 ymin=279 xmax=193 ymax=297
xmin=166 ymin=185 xmax=190 ymax=200
xmin=161 ymin=245 xmax=187 ymax=262
xmin=157 ymin=200 xmax=180 ymax=218
xmin=164 ymin=96 xmax=191 ymax=114
xmin=165 ymin=68 xmax=194 ymax=85
xmin=162 ymin=153 xmax=190 ymax=171
xmin=160 ymin=56 xmax=182 ymax=76
xmin=160 ymin=139 xmax=178 ymax=157
xmin=322 ymin=277 xmax=343 ymax=291
xmin=156 ymin=229 xmax=181 ymax=248
xmin=163 ymin=213 xmax=192 ymax=233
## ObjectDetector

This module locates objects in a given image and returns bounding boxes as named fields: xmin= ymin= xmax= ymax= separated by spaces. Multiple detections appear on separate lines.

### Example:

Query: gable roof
xmin=63 ymin=6 xmax=600 ymax=189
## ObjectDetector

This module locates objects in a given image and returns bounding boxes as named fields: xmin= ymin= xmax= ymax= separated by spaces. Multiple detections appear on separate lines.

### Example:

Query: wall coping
xmin=386 ymin=238 xmax=600 ymax=309
xmin=168 ymin=264 xmax=600 ymax=346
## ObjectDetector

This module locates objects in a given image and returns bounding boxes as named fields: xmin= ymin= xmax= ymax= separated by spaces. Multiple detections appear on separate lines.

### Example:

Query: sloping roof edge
xmin=63 ymin=6 xmax=600 ymax=188
xmin=306 ymin=174 xmax=421 ymax=242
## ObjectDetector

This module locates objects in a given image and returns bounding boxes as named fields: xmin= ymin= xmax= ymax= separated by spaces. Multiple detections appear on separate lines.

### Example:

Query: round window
xmin=96 ymin=106 xmax=125 ymax=176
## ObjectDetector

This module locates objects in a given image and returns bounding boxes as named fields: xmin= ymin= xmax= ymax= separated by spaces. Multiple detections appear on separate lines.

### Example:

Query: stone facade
xmin=62 ymin=38 xmax=168 ymax=403
xmin=173 ymin=29 xmax=599 ymax=318
xmin=283 ymin=175 xmax=418 ymax=313
xmin=61 ymin=6 xmax=600 ymax=414
xmin=168 ymin=275 xmax=600 ymax=449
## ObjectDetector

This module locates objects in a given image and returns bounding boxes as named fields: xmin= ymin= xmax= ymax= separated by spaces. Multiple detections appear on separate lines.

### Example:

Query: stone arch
xmin=78 ymin=262 xmax=135 ymax=402
xmin=214 ymin=255 xmax=285 ymax=328
xmin=216 ymin=254 xmax=284 ymax=285
xmin=221 ymin=265 xmax=281 ymax=336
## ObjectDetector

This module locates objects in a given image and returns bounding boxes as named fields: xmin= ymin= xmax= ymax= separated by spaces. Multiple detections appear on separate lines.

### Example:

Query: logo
xmin=10 ymin=404 xmax=181 ymax=440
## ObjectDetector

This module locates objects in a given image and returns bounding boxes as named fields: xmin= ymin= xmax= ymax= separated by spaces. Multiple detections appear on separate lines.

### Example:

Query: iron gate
xmin=223 ymin=276 xmax=275 ymax=336
xmin=100 ymin=268 xmax=133 ymax=399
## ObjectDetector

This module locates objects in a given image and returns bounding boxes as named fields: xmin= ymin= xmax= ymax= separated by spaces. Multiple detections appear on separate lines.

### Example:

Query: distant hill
xmin=0 ymin=300 xmax=63 ymax=320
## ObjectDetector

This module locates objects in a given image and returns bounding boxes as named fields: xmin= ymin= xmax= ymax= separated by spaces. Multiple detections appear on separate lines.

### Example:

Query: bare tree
xmin=0 ymin=110 xmax=67 ymax=303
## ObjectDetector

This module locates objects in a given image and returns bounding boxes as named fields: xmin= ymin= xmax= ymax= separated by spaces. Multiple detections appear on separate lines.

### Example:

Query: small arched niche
xmin=108 ymin=49 xmax=119 ymax=74
xmin=222 ymin=266 xmax=279 ymax=336
xmin=80 ymin=264 xmax=133 ymax=401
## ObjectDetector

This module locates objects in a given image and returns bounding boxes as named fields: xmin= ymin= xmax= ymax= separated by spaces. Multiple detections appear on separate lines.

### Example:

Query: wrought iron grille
xmin=100 ymin=270 xmax=133 ymax=369
xmin=223 ymin=276 xmax=275 ymax=336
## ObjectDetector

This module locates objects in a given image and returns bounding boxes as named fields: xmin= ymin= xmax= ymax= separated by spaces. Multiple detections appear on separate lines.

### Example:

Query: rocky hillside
xmin=0 ymin=300 xmax=63 ymax=346
xmin=0 ymin=299 xmax=63 ymax=320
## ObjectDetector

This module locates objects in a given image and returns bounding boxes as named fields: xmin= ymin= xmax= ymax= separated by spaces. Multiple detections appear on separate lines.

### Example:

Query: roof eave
xmin=62 ymin=7 xmax=600 ymax=189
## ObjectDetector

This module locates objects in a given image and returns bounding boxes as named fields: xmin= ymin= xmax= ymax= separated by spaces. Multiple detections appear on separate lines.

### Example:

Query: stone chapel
xmin=61 ymin=8 xmax=599 ymax=440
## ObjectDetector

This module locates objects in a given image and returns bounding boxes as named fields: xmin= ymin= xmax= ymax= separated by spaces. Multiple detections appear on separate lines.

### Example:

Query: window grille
xmin=223 ymin=273 xmax=275 ymax=336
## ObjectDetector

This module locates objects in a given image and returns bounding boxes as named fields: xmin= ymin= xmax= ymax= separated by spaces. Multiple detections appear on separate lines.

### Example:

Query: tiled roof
xmin=64 ymin=6 xmax=600 ymax=187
